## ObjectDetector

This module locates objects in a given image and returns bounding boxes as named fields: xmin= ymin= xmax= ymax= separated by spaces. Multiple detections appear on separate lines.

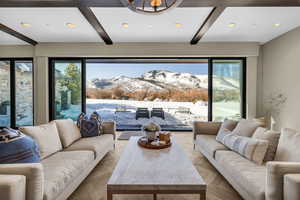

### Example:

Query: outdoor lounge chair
xmin=136 ymin=108 xmax=150 ymax=119
xmin=151 ymin=108 xmax=165 ymax=119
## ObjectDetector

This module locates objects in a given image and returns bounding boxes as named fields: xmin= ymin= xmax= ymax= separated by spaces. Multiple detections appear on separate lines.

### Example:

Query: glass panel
xmin=54 ymin=61 xmax=82 ymax=120
xmin=86 ymin=60 xmax=208 ymax=130
xmin=212 ymin=60 xmax=243 ymax=121
xmin=15 ymin=60 xmax=34 ymax=126
xmin=0 ymin=61 xmax=11 ymax=127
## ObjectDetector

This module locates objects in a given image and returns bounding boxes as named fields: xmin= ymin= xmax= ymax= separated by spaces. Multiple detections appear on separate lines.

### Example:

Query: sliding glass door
xmin=212 ymin=59 xmax=246 ymax=121
xmin=49 ymin=58 xmax=246 ymax=129
xmin=50 ymin=60 xmax=83 ymax=120
xmin=0 ymin=61 xmax=11 ymax=127
xmin=0 ymin=59 xmax=34 ymax=128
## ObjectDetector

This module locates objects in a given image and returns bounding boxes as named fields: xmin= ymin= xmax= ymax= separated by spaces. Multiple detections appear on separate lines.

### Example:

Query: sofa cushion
xmin=65 ymin=134 xmax=114 ymax=159
xmin=252 ymin=127 xmax=280 ymax=162
xmin=275 ymin=128 xmax=300 ymax=162
xmin=54 ymin=119 xmax=81 ymax=148
xmin=215 ymin=150 xmax=266 ymax=200
xmin=232 ymin=119 xmax=260 ymax=137
xmin=195 ymin=135 xmax=229 ymax=158
xmin=219 ymin=132 xmax=269 ymax=165
xmin=41 ymin=151 xmax=94 ymax=200
xmin=20 ymin=122 xmax=62 ymax=160
xmin=218 ymin=119 xmax=238 ymax=133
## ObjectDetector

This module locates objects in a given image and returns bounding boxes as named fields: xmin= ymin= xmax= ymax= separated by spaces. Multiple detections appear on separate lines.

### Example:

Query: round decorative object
xmin=138 ymin=136 xmax=172 ymax=149
xmin=120 ymin=0 xmax=184 ymax=15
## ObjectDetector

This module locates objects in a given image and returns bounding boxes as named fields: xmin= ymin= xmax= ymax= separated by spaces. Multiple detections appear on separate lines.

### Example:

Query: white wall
xmin=0 ymin=42 xmax=260 ymax=124
xmin=260 ymin=27 xmax=300 ymax=131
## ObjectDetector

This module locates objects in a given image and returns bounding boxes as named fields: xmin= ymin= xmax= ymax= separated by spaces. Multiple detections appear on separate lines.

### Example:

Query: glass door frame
xmin=0 ymin=58 xmax=34 ymax=128
xmin=49 ymin=57 xmax=246 ymax=123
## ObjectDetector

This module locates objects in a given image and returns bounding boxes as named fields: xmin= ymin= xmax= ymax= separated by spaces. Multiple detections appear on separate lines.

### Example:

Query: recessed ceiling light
xmin=66 ymin=23 xmax=76 ymax=28
xmin=228 ymin=23 xmax=236 ymax=28
xmin=175 ymin=23 xmax=182 ymax=28
xmin=20 ymin=22 xmax=32 ymax=27
xmin=122 ymin=23 xmax=129 ymax=28
xmin=273 ymin=23 xmax=281 ymax=27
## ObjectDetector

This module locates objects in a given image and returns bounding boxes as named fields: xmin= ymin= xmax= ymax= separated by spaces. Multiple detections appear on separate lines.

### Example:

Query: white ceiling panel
xmin=91 ymin=7 xmax=213 ymax=42
xmin=0 ymin=31 xmax=27 ymax=45
xmin=0 ymin=8 xmax=103 ymax=43
xmin=202 ymin=7 xmax=300 ymax=43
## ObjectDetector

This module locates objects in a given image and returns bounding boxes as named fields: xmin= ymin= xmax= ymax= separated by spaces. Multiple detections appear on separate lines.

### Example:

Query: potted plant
xmin=142 ymin=122 xmax=161 ymax=141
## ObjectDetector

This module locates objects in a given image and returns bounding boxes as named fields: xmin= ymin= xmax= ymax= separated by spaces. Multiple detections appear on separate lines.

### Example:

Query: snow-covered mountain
xmin=87 ymin=70 xmax=237 ymax=92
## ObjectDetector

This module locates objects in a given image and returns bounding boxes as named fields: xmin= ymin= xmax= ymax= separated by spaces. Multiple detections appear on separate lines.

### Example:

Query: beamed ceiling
xmin=0 ymin=0 xmax=300 ymax=46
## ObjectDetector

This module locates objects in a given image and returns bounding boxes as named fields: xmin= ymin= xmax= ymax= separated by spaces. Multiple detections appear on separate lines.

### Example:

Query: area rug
xmin=118 ymin=131 xmax=143 ymax=140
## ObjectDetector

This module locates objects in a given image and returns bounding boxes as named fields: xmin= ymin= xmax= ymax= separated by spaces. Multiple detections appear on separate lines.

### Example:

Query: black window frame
xmin=49 ymin=57 xmax=246 ymax=123
xmin=0 ymin=58 xmax=34 ymax=128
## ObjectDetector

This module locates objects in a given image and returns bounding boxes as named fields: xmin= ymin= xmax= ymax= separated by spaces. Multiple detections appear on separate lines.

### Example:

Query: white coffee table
xmin=107 ymin=136 xmax=206 ymax=200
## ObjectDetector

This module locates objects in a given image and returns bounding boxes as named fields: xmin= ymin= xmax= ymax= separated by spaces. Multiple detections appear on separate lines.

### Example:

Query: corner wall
xmin=260 ymin=27 xmax=300 ymax=131
xmin=0 ymin=42 xmax=260 ymax=125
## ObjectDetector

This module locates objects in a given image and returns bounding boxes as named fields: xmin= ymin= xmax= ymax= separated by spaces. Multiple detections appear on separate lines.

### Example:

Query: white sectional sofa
xmin=193 ymin=121 xmax=300 ymax=200
xmin=0 ymin=121 xmax=116 ymax=200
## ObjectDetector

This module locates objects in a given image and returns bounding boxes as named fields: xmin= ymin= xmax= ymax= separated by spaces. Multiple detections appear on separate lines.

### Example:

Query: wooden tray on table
xmin=137 ymin=136 xmax=172 ymax=150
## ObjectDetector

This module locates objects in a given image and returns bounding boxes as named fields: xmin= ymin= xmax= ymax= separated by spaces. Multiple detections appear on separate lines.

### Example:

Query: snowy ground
xmin=86 ymin=99 xmax=208 ymax=126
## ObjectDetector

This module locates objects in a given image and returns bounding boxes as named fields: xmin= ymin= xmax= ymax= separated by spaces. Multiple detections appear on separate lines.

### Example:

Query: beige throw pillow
xmin=252 ymin=127 xmax=280 ymax=162
xmin=275 ymin=128 xmax=300 ymax=162
xmin=20 ymin=122 xmax=63 ymax=159
xmin=232 ymin=119 xmax=260 ymax=137
xmin=219 ymin=132 xmax=269 ymax=165
xmin=54 ymin=119 xmax=81 ymax=148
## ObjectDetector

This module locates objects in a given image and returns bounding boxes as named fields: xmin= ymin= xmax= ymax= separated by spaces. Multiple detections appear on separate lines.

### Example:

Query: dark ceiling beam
xmin=190 ymin=6 xmax=226 ymax=45
xmin=78 ymin=6 xmax=113 ymax=45
xmin=1 ymin=0 xmax=300 ymax=7
xmin=0 ymin=23 xmax=38 ymax=46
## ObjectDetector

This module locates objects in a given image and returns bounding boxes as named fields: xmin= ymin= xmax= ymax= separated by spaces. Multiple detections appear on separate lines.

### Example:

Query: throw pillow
xmin=219 ymin=132 xmax=269 ymax=165
xmin=275 ymin=128 xmax=300 ymax=162
xmin=216 ymin=128 xmax=232 ymax=144
xmin=20 ymin=122 xmax=63 ymax=159
xmin=216 ymin=119 xmax=238 ymax=142
xmin=54 ymin=119 xmax=81 ymax=148
xmin=252 ymin=127 xmax=280 ymax=162
xmin=232 ymin=119 xmax=261 ymax=137
xmin=0 ymin=128 xmax=40 ymax=164
xmin=77 ymin=112 xmax=103 ymax=138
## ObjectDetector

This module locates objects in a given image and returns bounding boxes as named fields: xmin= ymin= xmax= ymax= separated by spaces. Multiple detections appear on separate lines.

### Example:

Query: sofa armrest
xmin=0 ymin=175 xmax=26 ymax=200
xmin=266 ymin=161 xmax=300 ymax=200
xmin=284 ymin=174 xmax=300 ymax=200
xmin=102 ymin=121 xmax=116 ymax=139
xmin=0 ymin=163 xmax=44 ymax=200
xmin=193 ymin=121 xmax=222 ymax=140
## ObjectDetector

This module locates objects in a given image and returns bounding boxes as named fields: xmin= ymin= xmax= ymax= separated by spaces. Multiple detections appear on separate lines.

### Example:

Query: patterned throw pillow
xmin=0 ymin=128 xmax=40 ymax=164
xmin=252 ymin=127 xmax=280 ymax=162
xmin=218 ymin=130 xmax=269 ymax=165
xmin=77 ymin=112 xmax=103 ymax=138
xmin=216 ymin=119 xmax=238 ymax=142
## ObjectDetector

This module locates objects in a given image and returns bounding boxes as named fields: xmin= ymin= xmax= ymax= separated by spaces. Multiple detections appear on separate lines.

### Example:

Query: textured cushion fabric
xmin=284 ymin=174 xmax=300 ymax=200
xmin=195 ymin=135 xmax=229 ymax=158
xmin=216 ymin=128 xmax=232 ymax=144
xmin=0 ymin=128 xmax=40 ymax=164
xmin=215 ymin=150 xmax=266 ymax=200
xmin=266 ymin=162 xmax=300 ymax=200
xmin=232 ymin=119 xmax=260 ymax=137
xmin=252 ymin=127 xmax=280 ymax=162
xmin=77 ymin=112 xmax=103 ymax=138
xmin=218 ymin=132 xmax=269 ymax=165
xmin=0 ymin=163 xmax=44 ymax=200
xmin=218 ymin=119 xmax=238 ymax=133
xmin=0 ymin=175 xmax=26 ymax=200
xmin=275 ymin=128 xmax=300 ymax=162
xmin=41 ymin=151 xmax=94 ymax=200
xmin=54 ymin=119 xmax=81 ymax=148
xmin=65 ymin=134 xmax=114 ymax=159
xmin=20 ymin=122 xmax=62 ymax=160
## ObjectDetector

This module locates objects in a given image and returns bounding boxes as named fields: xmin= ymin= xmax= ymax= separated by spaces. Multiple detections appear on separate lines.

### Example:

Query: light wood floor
xmin=68 ymin=132 xmax=242 ymax=200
